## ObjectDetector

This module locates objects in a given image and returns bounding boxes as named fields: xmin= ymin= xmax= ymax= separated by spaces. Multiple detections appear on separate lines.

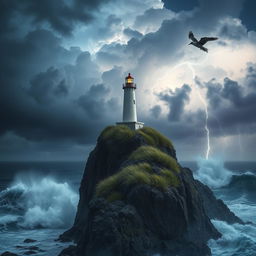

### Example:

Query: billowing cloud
xmin=150 ymin=105 xmax=162 ymax=119
xmin=0 ymin=0 xmax=112 ymax=35
xmin=0 ymin=0 xmax=256 ymax=160
xmin=162 ymin=0 xmax=198 ymax=12
xmin=29 ymin=67 xmax=68 ymax=104
xmin=158 ymin=84 xmax=192 ymax=121
xmin=202 ymin=70 xmax=256 ymax=135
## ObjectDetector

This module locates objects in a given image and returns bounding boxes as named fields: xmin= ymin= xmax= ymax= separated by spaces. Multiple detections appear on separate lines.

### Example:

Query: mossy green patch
xmin=99 ymin=125 xmax=135 ymax=143
xmin=106 ymin=191 xmax=123 ymax=202
xmin=96 ymin=163 xmax=152 ymax=197
xmin=96 ymin=162 xmax=180 ymax=201
xmin=128 ymin=146 xmax=180 ymax=173
xmin=96 ymin=126 xmax=180 ymax=202
xmin=99 ymin=126 xmax=174 ymax=150
xmin=138 ymin=127 xmax=173 ymax=149
xmin=160 ymin=169 xmax=180 ymax=187
xmin=150 ymin=174 xmax=169 ymax=190
xmin=96 ymin=175 xmax=120 ymax=198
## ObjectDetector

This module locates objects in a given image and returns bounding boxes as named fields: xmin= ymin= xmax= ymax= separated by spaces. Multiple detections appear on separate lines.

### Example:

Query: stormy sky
xmin=1 ymin=0 xmax=255 ymax=161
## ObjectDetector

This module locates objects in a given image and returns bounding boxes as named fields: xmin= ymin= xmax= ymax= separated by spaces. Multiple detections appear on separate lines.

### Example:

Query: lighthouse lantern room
xmin=116 ymin=73 xmax=144 ymax=130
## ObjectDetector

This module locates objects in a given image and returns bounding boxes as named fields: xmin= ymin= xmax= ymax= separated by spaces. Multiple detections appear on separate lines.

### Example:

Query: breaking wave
xmin=209 ymin=220 xmax=256 ymax=256
xmin=195 ymin=158 xmax=256 ymax=255
xmin=0 ymin=176 xmax=78 ymax=230
xmin=194 ymin=158 xmax=233 ymax=189
xmin=195 ymin=158 xmax=256 ymax=198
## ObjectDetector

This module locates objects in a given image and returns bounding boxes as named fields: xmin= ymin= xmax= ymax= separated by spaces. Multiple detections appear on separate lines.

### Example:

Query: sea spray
xmin=208 ymin=220 xmax=256 ymax=256
xmin=0 ymin=175 xmax=78 ymax=230
xmin=195 ymin=160 xmax=256 ymax=256
xmin=194 ymin=158 xmax=233 ymax=189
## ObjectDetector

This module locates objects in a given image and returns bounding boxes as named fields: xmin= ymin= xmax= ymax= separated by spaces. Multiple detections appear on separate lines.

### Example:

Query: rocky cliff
xmin=59 ymin=126 xmax=242 ymax=256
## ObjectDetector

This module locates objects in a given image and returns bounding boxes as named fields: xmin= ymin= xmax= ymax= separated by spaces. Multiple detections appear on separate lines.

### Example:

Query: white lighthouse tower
xmin=116 ymin=73 xmax=144 ymax=130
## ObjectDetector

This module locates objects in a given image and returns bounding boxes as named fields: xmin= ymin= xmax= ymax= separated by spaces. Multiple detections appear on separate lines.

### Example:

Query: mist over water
xmin=0 ymin=175 xmax=78 ymax=230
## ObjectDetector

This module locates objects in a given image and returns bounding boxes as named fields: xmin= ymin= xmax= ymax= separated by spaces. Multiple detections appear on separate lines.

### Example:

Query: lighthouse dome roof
xmin=126 ymin=73 xmax=133 ymax=79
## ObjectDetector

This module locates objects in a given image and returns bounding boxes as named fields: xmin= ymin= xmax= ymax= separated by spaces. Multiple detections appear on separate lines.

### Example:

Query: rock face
xmin=59 ymin=126 xmax=242 ymax=256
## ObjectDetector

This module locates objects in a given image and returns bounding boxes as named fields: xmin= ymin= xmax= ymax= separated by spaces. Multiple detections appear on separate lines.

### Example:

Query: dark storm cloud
xmin=150 ymin=105 xmax=162 ymax=119
xmin=0 ymin=78 xmax=118 ymax=144
xmin=143 ymin=108 xmax=206 ymax=146
xmin=29 ymin=67 xmax=68 ymax=104
xmin=218 ymin=18 xmax=247 ymax=40
xmin=147 ymin=63 xmax=256 ymax=144
xmin=1 ymin=0 xmax=256 ymax=160
xmin=126 ymin=18 xmax=187 ymax=67
xmin=202 ymin=70 xmax=256 ymax=135
xmin=0 ymin=29 xmax=80 ymax=86
xmin=204 ymin=79 xmax=223 ymax=108
xmin=133 ymin=7 xmax=173 ymax=32
xmin=64 ymin=51 xmax=100 ymax=90
xmin=245 ymin=63 xmax=256 ymax=88
xmin=0 ymin=26 xmax=118 ymax=145
xmin=158 ymin=84 xmax=192 ymax=121
xmin=77 ymin=84 xmax=114 ymax=119
xmin=96 ymin=43 xmax=125 ymax=67
xmin=144 ymin=83 xmax=205 ymax=144
xmin=186 ymin=0 xmax=245 ymax=33
xmin=98 ymin=0 xmax=249 ymax=71
xmin=162 ymin=0 xmax=198 ymax=12
xmin=0 ymin=0 xmax=111 ymax=35
xmin=221 ymin=78 xmax=243 ymax=105
xmin=239 ymin=0 xmax=256 ymax=31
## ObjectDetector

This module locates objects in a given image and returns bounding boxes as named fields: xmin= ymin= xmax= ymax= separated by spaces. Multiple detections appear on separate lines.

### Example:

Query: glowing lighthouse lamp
xmin=116 ymin=73 xmax=144 ymax=130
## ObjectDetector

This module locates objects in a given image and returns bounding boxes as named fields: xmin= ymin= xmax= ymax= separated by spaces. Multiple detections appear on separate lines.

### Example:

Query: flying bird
xmin=188 ymin=31 xmax=218 ymax=52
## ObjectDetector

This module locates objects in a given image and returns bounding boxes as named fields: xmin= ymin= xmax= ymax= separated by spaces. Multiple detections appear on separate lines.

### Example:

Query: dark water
xmin=0 ymin=160 xmax=256 ymax=256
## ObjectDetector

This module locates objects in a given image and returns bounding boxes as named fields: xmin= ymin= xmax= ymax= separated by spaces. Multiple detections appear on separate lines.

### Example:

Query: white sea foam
xmin=0 ymin=176 xmax=78 ymax=229
xmin=209 ymin=220 xmax=256 ymax=256
xmin=194 ymin=158 xmax=233 ymax=189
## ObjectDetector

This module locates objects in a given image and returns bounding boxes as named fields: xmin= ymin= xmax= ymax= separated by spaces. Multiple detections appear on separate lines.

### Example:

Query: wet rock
xmin=58 ymin=245 xmax=77 ymax=256
xmin=59 ymin=126 xmax=242 ymax=256
xmin=195 ymin=178 xmax=243 ymax=224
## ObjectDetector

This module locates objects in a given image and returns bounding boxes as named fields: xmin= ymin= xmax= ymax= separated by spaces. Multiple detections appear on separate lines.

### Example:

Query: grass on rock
xmin=96 ymin=126 xmax=179 ymax=202
xmin=99 ymin=125 xmax=135 ymax=144
xmin=129 ymin=146 xmax=179 ymax=173
xmin=96 ymin=162 xmax=180 ymax=201
xmin=99 ymin=125 xmax=173 ymax=149
xmin=138 ymin=127 xmax=173 ymax=149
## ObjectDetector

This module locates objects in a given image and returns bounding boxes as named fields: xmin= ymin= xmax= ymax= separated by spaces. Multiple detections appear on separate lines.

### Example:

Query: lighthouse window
xmin=133 ymin=100 xmax=135 ymax=104
xmin=127 ymin=78 xmax=133 ymax=83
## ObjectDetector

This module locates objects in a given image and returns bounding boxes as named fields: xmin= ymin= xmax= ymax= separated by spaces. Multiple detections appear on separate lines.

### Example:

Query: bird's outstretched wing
xmin=189 ymin=31 xmax=198 ymax=43
xmin=199 ymin=37 xmax=218 ymax=45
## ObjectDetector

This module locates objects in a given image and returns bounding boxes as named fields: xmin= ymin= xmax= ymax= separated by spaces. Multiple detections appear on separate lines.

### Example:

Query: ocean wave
xmin=194 ymin=158 xmax=233 ymax=189
xmin=195 ymin=158 xmax=256 ymax=193
xmin=226 ymin=173 xmax=256 ymax=192
xmin=209 ymin=220 xmax=256 ymax=256
xmin=0 ymin=176 xmax=78 ymax=230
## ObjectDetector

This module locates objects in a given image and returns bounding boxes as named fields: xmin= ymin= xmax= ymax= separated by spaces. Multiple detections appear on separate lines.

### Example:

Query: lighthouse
xmin=116 ymin=73 xmax=144 ymax=130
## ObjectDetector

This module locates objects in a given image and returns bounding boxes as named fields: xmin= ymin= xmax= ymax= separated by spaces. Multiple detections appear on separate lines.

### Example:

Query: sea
xmin=0 ymin=159 xmax=255 ymax=256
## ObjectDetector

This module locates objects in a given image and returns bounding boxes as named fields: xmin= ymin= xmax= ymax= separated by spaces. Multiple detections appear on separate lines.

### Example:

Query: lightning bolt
xmin=162 ymin=59 xmax=211 ymax=159
xmin=186 ymin=63 xmax=210 ymax=160
xmin=195 ymin=83 xmax=210 ymax=159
